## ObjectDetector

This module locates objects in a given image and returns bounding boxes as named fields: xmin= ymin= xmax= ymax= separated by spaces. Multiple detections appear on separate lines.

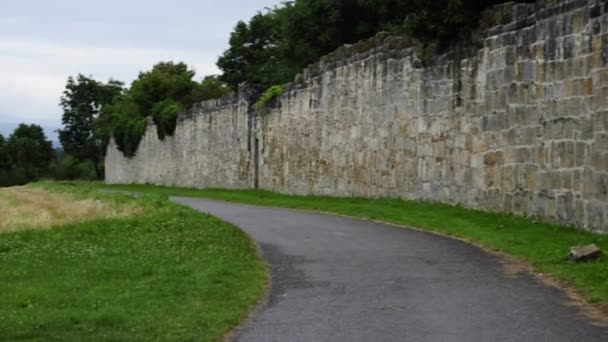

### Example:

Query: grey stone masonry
xmin=105 ymin=86 xmax=259 ymax=189
xmin=106 ymin=0 xmax=608 ymax=233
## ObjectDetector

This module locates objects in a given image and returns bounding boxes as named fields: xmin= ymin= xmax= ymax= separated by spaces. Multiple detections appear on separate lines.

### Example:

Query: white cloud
xmin=0 ymin=38 xmax=221 ymax=125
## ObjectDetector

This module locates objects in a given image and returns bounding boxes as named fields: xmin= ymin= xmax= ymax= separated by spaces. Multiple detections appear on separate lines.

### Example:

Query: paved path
xmin=171 ymin=197 xmax=608 ymax=342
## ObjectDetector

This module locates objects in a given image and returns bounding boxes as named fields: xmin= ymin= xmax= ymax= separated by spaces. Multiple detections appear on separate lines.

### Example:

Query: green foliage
xmin=0 ymin=124 xmax=54 ymax=186
xmin=217 ymin=9 xmax=297 ymax=89
xmin=58 ymin=74 xmax=124 ymax=179
xmin=0 ymin=134 xmax=8 ymax=170
xmin=194 ymin=75 xmax=232 ymax=100
xmin=0 ymin=169 xmax=29 ymax=188
xmin=151 ymin=99 xmax=183 ymax=140
xmin=109 ymin=115 xmax=148 ymax=158
xmin=102 ymin=62 xmax=231 ymax=158
xmin=280 ymin=0 xmax=412 ymax=68
xmin=218 ymin=0 xmax=533 ymax=89
xmin=128 ymin=62 xmax=197 ymax=116
xmin=0 ymin=183 xmax=266 ymax=340
xmin=98 ymin=183 xmax=608 ymax=305
xmin=7 ymin=124 xmax=54 ymax=177
xmin=255 ymin=85 xmax=284 ymax=112
xmin=49 ymin=152 xmax=98 ymax=181
xmin=0 ymin=133 xmax=29 ymax=187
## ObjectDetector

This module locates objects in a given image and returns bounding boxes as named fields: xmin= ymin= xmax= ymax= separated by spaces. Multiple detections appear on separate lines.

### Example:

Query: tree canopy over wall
xmin=217 ymin=0 xmax=534 ymax=89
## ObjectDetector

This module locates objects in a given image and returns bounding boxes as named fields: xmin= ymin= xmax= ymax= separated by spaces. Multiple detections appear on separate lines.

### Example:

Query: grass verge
xmin=0 ymin=182 xmax=266 ymax=341
xmin=94 ymin=182 xmax=608 ymax=308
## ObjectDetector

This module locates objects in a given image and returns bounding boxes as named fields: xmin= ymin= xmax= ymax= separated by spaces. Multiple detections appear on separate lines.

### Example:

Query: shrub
xmin=255 ymin=85 xmax=284 ymax=112
xmin=49 ymin=155 xmax=98 ymax=181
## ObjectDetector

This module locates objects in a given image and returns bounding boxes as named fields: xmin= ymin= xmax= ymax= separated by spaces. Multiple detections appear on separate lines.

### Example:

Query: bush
xmin=112 ymin=117 xmax=148 ymax=158
xmin=151 ymin=99 xmax=183 ymax=140
xmin=49 ymin=155 xmax=98 ymax=181
xmin=255 ymin=85 xmax=284 ymax=112
xmin=0 ymin=169 xmax=29 ymax=187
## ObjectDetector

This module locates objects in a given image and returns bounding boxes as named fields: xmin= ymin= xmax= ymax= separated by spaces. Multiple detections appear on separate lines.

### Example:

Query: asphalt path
xmin=171 ymin=196 xmax=608 ymax=342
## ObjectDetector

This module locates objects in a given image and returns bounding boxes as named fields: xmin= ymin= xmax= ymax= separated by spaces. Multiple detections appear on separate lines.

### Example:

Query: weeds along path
xmin=173 ymin=196 xmax=608 ymax=342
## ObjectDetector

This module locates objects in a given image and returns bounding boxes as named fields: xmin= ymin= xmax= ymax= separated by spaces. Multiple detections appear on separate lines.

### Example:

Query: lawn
xmin=0 ymin=183 xmax=267 ymax=341
xmin=95 ymin=182 xmax=608 ymax=309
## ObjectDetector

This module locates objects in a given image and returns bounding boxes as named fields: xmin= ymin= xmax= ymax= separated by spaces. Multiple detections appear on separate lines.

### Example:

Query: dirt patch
xmin=0 ymin=186 xmax=142 ymax=233
xmin=501 ymin=254 xmax=532 ymax=278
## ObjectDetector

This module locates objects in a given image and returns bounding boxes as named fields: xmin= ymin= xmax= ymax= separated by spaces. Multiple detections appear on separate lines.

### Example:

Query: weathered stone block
xmin=570 ymin=244 xmax=602 ymax=261
xmin=583 ymin=169 xmax=595 ymax=198
xmin=484 ymin=151 xmax=504 ymax=166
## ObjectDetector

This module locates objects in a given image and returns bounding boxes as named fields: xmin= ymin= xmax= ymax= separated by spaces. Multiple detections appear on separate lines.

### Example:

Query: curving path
xmin=171 ymin=196 xmax=608 ymax=342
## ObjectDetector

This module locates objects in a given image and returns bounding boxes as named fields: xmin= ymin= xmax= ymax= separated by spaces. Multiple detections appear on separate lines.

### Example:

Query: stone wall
xmin=105 ymin=87 xmax=258 ymax=189
xmin=106 ymin=0 xmax=608 ymax=233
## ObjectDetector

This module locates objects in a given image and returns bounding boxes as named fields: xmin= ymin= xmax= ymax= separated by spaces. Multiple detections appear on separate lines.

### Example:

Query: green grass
xmin=93 ymin=182 xmax=608 ymax=306
xmin=0 ymin=182 xmax=266 ymax=341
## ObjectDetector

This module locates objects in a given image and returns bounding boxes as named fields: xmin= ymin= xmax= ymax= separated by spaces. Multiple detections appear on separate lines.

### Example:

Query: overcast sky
xmin=0 ymin=0 xmax=282 ymax=144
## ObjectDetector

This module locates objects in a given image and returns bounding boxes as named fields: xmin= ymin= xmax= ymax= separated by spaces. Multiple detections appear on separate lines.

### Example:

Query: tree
xmin=0 ymin=134 xmax=8 ymax=170
xmin=127 ymin=62 xmax=198 ymax=117
xmin=0 ymin=133 xmax=17 ymax=187
xmin=58 ymin=74 xmax=124 ymax=179
xmin=103 ymin=61 xmax=213 ymax=157
xmin=217 ymin=8 xmax=296 ymax=89
xmin=193 ymin=76 xmax=231 ymax=101
xmin=217 ymin=1 xmax=413 ymax=88
xmin=49 ymin=151 xmax=97 ymax=181
xmin=281 ymin=0 xmax=416 ymax=66
xmin=6 ymin=124 xmax=53 ymax=181
xmin=216 ymin=0 xmax=534 ymax=89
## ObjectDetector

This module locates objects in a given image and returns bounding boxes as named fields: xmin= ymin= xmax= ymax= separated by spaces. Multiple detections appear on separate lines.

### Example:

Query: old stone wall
xmin=106 ymin=0 xmax=608 ymax=232
xmin=105 ymin=87 xmax=258 ymax=189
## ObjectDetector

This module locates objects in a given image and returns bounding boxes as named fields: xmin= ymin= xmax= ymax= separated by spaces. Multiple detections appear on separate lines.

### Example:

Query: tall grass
xmin=0 ymin=186 xmax=141 ymax=233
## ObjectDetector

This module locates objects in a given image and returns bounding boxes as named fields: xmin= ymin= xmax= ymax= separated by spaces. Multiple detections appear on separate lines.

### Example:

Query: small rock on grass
xmin=570 ymin=244 xmax=602 ymax=262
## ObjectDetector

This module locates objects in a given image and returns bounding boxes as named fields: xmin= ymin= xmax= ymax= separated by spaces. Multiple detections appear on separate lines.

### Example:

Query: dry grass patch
xmin=0 ymin=186 xmax=142 ymax=233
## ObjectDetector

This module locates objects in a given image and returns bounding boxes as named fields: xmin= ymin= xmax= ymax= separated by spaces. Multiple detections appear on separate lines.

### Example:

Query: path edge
xmin=174 ymin=195 xmax=608 ymax=328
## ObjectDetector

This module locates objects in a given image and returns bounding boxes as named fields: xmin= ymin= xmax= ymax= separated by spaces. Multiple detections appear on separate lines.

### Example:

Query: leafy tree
xmin=5 ymin=124 xmax=53 ymax=182
xmin=58 ymin=74 xmax=124 ymax=178
xmin=0 ymin=134 xmax=9 ymax=170
xmin=0 ymin=134 xmax=12 ymax=187
xmin=0 ymin=132 xmax=23 ymax=187
xmin=398 ymin=0 xmax=523 ymax=47
xmin=217 ymin=8 xmax=296 ymax=89
xmin=49 ymin=151 xmax=97 ymax=181
xmin=193 ymin=76 xmax=231 ymax=101
xmin=128 ymin=62 xmax=198 ymax=116
xmin=104 ymin=62 xmax=214 ymax=156
xmin=217 ymin=0 xmax=533 ymax=89
xmin=217 ymin=0 xmax=413 ymax=88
